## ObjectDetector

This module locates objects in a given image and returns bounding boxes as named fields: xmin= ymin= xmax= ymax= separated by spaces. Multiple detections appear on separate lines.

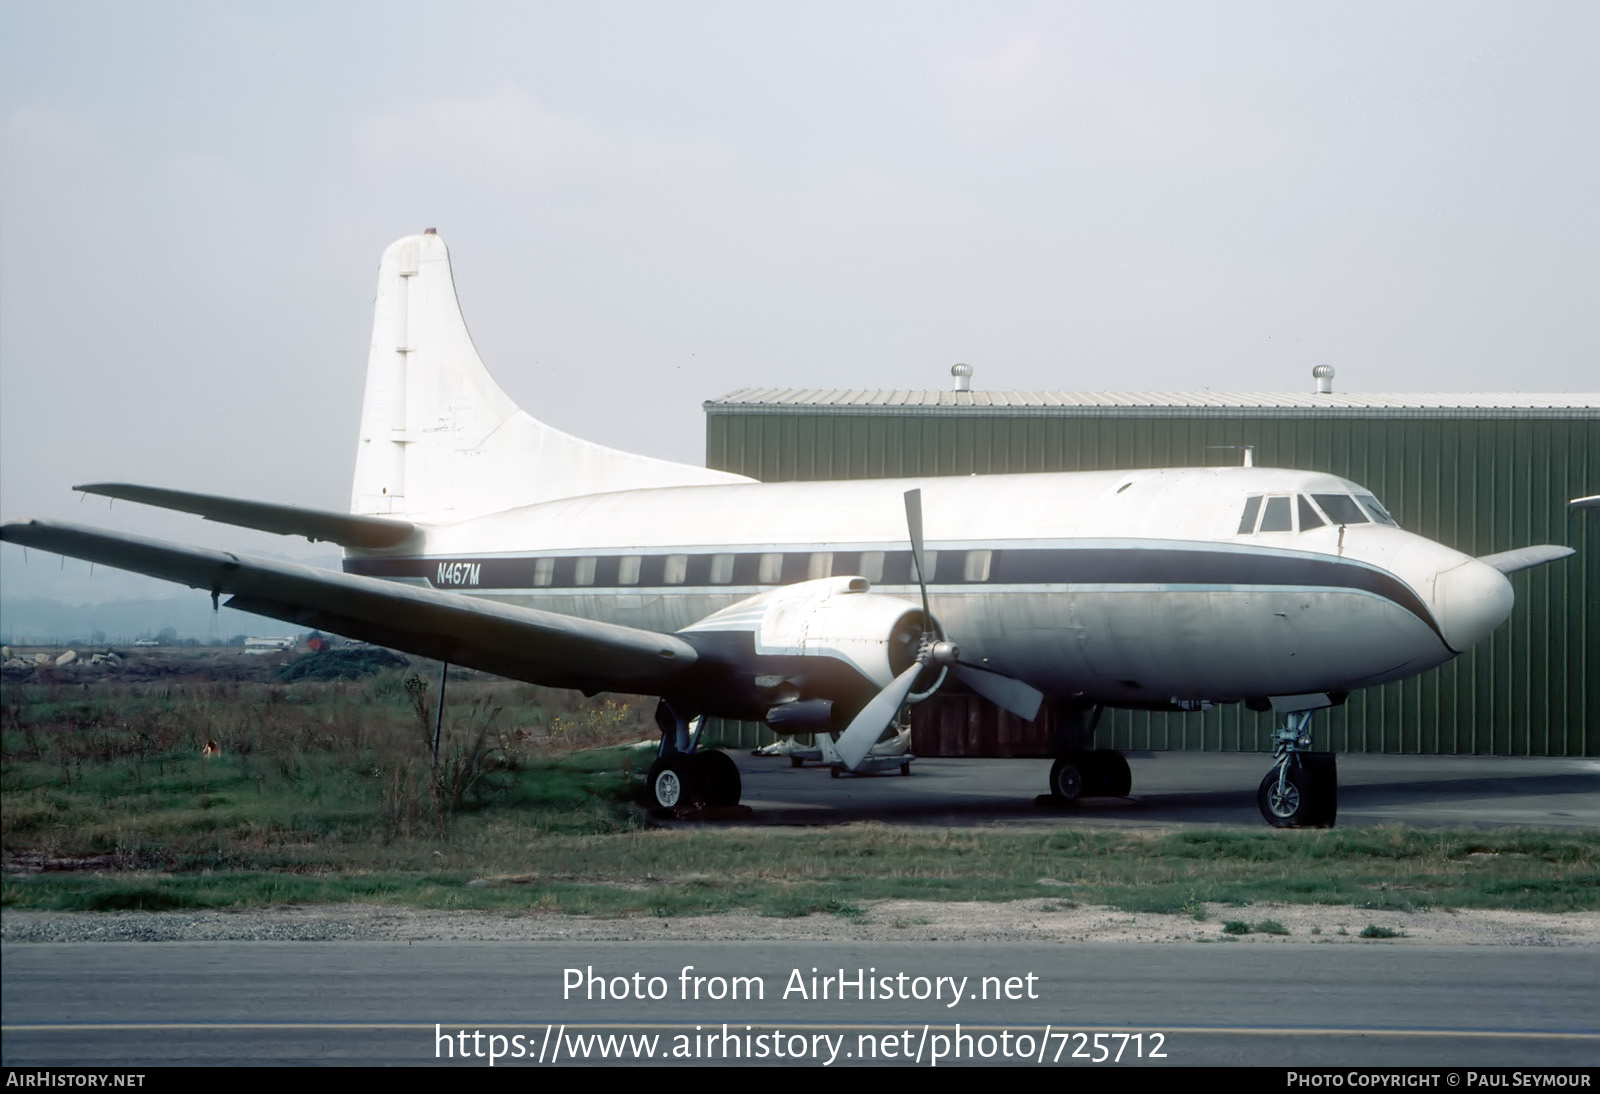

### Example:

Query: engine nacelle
xmin=679 ymin=577 xmax=937 ymax=719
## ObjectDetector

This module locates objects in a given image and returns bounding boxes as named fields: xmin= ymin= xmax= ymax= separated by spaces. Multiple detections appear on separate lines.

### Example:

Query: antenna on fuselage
xmin=1205 ymin=445 xmax=1256 ymax=467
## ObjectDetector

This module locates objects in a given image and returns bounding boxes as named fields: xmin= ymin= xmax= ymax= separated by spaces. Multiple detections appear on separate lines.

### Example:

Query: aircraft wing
xmin=75 ymin=483 xmax=416 ymax=549
xmin=0 ymin=520 xmax=698 ymax=694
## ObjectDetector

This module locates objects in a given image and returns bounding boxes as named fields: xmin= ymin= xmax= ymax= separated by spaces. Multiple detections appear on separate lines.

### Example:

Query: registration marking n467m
xmin=436 ymin=562 xmax=481 ymax=587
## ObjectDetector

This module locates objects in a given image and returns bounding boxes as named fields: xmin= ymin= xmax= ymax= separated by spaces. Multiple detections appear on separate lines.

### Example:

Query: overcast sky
xmin=2 ymin=1 xmax=1597 ymax=603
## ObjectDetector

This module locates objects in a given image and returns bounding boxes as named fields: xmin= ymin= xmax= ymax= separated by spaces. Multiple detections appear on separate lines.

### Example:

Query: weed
xmin=826 ymin=899 xmax=868 ymax=923
xmin=1223 ymin=920 xmax=1252 ymax=935
xmin=1360 ymin=924 xmax=1405 ymax=939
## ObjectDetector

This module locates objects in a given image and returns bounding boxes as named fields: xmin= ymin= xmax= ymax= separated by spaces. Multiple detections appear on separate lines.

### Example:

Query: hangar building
xmin=702 ymin=372 xmax=1597 ymax=757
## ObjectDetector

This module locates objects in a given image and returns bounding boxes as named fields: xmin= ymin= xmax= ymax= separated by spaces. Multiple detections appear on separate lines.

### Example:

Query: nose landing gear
xmin=1258 ymin=710 xmax=1337 ymax=827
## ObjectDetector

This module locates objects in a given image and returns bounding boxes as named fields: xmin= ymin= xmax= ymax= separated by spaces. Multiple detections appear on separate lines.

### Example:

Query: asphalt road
xmin=3 ymin=941 xmax=1597 ymax=1067
xmin=726 ymin=751 xmax=1600 ymax=829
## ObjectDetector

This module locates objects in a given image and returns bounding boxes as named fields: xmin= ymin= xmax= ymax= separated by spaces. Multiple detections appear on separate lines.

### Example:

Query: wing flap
xmin=0 ymin=520 xmax=697 ymax=693
xmin=75 ymin=483 xmax=416 ymax=549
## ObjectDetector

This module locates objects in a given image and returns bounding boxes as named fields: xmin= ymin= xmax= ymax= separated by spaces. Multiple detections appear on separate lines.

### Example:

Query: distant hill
xmin=0 ymin=594 xmax=295 ymax=645
xmin=0 ymin=547 xmax=341 ymax=645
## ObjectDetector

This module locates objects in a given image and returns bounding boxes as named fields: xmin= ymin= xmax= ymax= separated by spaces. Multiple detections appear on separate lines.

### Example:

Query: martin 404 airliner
xmin=1 ymin=231 xmax=1576 ymax=827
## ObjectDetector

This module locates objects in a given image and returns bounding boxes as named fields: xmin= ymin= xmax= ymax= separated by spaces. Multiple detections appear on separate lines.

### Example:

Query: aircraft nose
xmin=1432 ymin=558 xmax=1514 ymax=653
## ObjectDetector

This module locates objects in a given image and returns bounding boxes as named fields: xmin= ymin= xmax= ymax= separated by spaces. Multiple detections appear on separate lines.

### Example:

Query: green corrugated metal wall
xmin=705 ymin=408 xmax=1597 ymax=756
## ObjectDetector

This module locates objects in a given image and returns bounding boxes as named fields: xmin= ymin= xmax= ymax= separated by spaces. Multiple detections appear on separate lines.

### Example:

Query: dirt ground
xmin=5 ymin=900 xmax=1597 ymax=946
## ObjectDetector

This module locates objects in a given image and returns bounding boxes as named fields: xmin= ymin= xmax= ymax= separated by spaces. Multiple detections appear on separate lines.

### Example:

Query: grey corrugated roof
xmin=707 ymin=390 xmax=1593 ymax=412
xmin=707 ymin=388 xmax=1599 ymax=410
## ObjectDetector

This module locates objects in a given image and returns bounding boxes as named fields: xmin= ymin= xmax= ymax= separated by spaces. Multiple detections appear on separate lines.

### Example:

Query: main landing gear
xmin=1045 ymin=703 xmax=1133 ymax=804
xmin=1048 ymin=749 xmax=1133 ymax=803
xmin=1043 ymin=700 xmax=1132 ymax=802
xmin=1256 ymin=710 xmax=1337 ymax=828
xmin=645 ymin=701 xmax=743 ymax=812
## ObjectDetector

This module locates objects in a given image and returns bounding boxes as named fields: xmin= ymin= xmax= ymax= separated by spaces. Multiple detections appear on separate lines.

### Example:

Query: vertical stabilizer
xmin=350 ymin=231 xmax=750 ymax=522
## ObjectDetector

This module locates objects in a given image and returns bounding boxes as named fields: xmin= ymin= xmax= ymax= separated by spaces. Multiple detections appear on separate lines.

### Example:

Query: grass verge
xmin=4 ymin=671 xmax=1597 ymax=919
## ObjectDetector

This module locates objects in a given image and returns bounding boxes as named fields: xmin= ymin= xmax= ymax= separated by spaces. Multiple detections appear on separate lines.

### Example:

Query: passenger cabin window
xmin=663 ymin=554 xmax=688 ymax=585
xmin=574 ymin=557 xmax=597 ymax=586
xmin=1258 ymin=496 xmax=1293 ymax=532
xmin=915 ymin=550 xmax=938 ymax=582
xmin=618 ymin=556 xmax=641 ymax=585
xmin=964 ymin=549 xmax=992 ymax=582
xmin=709 ymin=554 xmax=734 ymax=584
xmin=1297 ymin=496 xmax=1325 ymax=530
xmin=533 ymin=558 xmax=554 ymax=587
xmin=859 ymin=551 xmax=885 ymax=584
xmin=1313 ymin=494 xmax=1370 ymax=526
xmin=807 ymin=552 xmax=833 ymax=580
xmin=758 ymin=553 xmax=783 ymax=584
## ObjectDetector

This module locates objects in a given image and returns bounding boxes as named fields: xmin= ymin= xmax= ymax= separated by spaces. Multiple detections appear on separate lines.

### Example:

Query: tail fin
xmin=350 ymin=230 xmax=750 ymax=522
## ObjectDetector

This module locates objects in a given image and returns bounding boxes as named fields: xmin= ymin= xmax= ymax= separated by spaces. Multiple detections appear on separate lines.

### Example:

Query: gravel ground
xmin=5 ymin=901 xmax=1597 ymax=946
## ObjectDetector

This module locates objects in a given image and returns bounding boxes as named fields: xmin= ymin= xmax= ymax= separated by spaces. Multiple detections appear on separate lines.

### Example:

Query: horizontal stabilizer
xmin=1476 ymin=545 xmax=1575 ymax=575
xmin=1571 ymin=495 xmax=1599 ymax=510
xmin=75 ymin=483 xmax=416 ymax=549
xmin=0 ymin=520 xmax=698 ymax=693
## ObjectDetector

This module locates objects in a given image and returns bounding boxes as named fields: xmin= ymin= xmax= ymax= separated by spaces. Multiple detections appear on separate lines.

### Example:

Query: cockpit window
xmin=1313 ymin=494 xmax=1370 ymax=525
xmin=1238 ymin=496 xmax=1262 ymax=534
xmin=1297 ymin=495 xmax=1326 ymax=530
xmin=1355 ymin=495 xmax=1397 ymax=526
xmin=1259 ymin=495 xmax=1293 ymax=532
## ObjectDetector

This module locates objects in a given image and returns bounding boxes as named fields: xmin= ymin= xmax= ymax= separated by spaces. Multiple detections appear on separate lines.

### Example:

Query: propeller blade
xmin=834 ymin=660 xmax=924 ymax=770
xmin=904 ymin=488 xmax=931 ymax=619
xmin=951 ymin=662 xmax=1044 ymax=721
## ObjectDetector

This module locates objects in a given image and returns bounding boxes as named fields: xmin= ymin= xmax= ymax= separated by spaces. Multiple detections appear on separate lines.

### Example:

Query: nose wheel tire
xmin=1257 ymin=753 xmax=1337 ymax=828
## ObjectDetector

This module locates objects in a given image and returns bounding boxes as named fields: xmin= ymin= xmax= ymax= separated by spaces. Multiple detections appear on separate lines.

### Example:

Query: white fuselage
xmin=344 ymin=464 xmax=1513 ymax=707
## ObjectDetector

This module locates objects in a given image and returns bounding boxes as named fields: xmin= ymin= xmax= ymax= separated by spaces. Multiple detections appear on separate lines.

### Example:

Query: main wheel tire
xmin=1049 ymin=754 xmax=1088 ymax=802
xmin=1088 ymin=749 xmax=1132 ymax=798
xmin=647 ymin=755 xmax=701 ymax=810
xmin=694 ymin=750 xmax=742 ymax=807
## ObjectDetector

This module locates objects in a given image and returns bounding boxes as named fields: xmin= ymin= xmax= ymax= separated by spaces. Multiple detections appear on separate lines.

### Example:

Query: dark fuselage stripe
xmin=343 ymin=546 xmax=1443 ymax=642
